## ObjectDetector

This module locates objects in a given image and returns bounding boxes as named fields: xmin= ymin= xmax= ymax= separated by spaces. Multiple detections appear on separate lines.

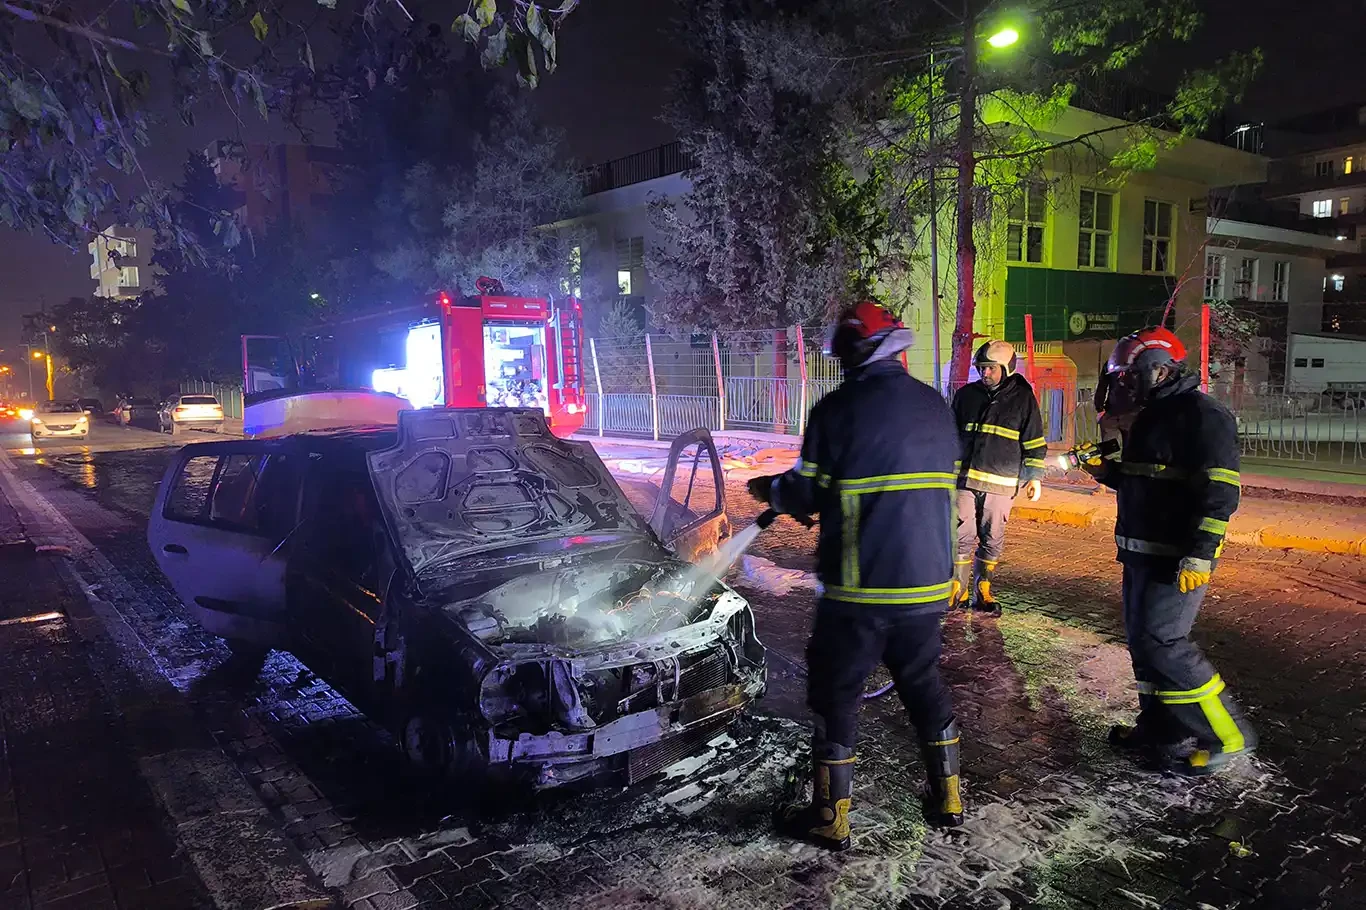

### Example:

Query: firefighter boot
xmin=777 ymin=741 xmax=855 ymax=851
xmin=921 ymin=720 xmax=965 ymax=829
xmin=950 ymin=560 xmax=973 ymax=609
xmin=972 ymin=559 xmax=1000 ymax=614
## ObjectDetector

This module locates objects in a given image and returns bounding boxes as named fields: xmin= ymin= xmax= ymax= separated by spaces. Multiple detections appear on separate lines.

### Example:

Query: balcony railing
xmin=581 ymin=142 xmax=695 ymax=196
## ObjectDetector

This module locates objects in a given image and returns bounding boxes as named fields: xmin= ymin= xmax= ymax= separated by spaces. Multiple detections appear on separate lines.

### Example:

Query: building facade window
xmin=1347 ymin=156 xmax=1356 ymax=175
xmin=1077 ymin=189 xmax=1113 ymax=269
xmin=1327 ymin=274 xmax=1345 ymax=292
xmin=1234 ymin=257 xmax=1258 ymax=299
xmin=1007 ymin=181 xmax=1047 ymax=264
xmin=118 ymin=266 xmax=140 ymax=288
xmin=614 ymin=235 xmax=644 ymax=298
xmin=1293 ymin=358 xmax=1308 ymax=368
xmin=1272 ymin=261 xmax=1290 ymax=302
xmin=1341 ymin=197 xmax=1352 ymax=215
xmin=1315 ymin=160 xmax=1334 ymax=177
xmin=1142 ymin=200 xmax=1174 ymax=273
xmin=1204 ymin=252 xmax=1226 ymax=299
xmin=1312 ymin=199 xmax=1333 ymax=218
xmin=1311 ymin=358 xmax=1325 ymax=368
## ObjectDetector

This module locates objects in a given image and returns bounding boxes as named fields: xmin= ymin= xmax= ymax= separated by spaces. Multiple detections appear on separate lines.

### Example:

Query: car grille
xmin=677 ymin=648 xmax=729 ymax=701
xmin=627 ymin=715 xmax=731 ymax=784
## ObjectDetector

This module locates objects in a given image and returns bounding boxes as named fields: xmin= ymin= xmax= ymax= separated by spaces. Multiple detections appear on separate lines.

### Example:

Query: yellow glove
xmin=1178 ymin=557 xmax=1213 ymax=594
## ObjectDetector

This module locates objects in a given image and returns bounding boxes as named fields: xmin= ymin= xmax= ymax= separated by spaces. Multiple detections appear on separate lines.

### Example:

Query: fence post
xmin=795 ymin=325 xmax=809 ymax=436
xmin=590 ymin=338 xmax=604 ymax=438
xmin=711 ymin=333 xmax=725 ymax=431
xmin=645 ymin=334 xmax=659 ymax=441
xmin=1200 ymin=303 xmax=1211 ymax=393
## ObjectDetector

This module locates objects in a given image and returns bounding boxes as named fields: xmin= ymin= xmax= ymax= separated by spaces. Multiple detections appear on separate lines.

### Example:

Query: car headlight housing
xmin=19 ymin=408 xmax=34 ymax=420
xmin=30 ymin=416 xmax=43 ymax=426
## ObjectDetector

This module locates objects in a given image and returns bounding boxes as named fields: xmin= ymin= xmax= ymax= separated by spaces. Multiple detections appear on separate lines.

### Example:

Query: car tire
xmin=169 ymin=421 xmax=181 ymax=437
xmin=400 ymin=711 xmax=486 ymax=782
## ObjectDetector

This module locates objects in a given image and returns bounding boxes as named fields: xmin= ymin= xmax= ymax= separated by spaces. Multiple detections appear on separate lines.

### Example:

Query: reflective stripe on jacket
xmin=1100 ymin=374 xmax=1241 ymax=568
xmin=951 ymin=374 xmax=1047 ymax=495
xmin=772 ymin=360 xmax=958 ymax=612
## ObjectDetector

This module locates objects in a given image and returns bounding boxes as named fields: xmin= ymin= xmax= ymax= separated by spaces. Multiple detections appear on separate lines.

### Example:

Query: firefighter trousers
xmin=805 ymin=599 xmax=954 ymax=750
xmin=956 ymin=489 xmax=1012 ymax=564
xmin=1121 ymin=564 xmax=1257 ymax=755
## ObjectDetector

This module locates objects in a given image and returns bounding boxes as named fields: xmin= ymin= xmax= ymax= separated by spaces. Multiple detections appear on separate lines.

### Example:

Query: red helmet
xmin=1105 ymin=327 xmax=1187 ymax=374
xmin=825 ymin=300 xmax=906 ymax=366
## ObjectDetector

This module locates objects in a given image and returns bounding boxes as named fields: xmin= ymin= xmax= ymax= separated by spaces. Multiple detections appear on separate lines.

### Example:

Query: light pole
xmin=949 ymin=20 xmax=1019 ymax=388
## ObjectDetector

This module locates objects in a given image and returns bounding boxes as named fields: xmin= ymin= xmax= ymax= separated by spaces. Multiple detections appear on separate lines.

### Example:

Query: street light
xmin=31 ymin=350 xmax=43 ymax=360
xmin=986 ymin=27 xmax=1019 ymax=48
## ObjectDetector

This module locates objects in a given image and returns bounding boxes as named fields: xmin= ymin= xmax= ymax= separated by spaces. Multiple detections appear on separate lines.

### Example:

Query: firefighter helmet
xmin=973 ymin=340 xmax=1017 ymax=376
xmin=1104 ymin=327 xmax=1188 ymax=411
xmin=825 ymin=300 xmax=908 ymax=367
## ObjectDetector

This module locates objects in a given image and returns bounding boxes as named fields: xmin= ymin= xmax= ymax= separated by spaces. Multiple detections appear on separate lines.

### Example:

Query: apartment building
xmin=88 ymin=225 xmax=155 ymax=300
xmin=204 ymin=141 xmax=346 ymax=236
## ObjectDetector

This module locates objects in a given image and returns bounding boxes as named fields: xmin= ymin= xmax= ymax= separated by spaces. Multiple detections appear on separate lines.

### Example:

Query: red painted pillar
xmin=1023 ymin=313 xmax=1037 ymax=384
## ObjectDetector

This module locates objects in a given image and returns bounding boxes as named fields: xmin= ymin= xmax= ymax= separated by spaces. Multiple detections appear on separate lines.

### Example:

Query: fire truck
xmin=242 ymin=279 xmax=587 ymax=438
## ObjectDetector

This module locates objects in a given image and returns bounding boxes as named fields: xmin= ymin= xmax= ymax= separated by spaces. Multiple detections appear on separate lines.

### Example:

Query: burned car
xmin=147 ymin=408 xmax=766 ymax=787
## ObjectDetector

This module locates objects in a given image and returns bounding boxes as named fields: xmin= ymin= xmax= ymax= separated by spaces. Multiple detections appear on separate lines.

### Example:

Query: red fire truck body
xmin=242 ymin=287 xmax=587 ymax=438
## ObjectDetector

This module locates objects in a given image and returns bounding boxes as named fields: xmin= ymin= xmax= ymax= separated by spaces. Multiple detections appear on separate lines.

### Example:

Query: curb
xmin=0 ymin=452 xmax=335 ymax=910
xmin=1009 ymin=504 xmax=1365 ymax=558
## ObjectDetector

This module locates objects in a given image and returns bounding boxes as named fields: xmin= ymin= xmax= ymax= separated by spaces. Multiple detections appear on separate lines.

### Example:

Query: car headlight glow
xmin=19 ymin=408 xmax=34 ymax=420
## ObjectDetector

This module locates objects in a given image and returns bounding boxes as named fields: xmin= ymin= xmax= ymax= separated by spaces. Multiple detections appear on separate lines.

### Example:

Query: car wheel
xmin=169 ymin=420 xmax=181 ymax=436
xmin=400 ymin=711 xmax=485 ymax=781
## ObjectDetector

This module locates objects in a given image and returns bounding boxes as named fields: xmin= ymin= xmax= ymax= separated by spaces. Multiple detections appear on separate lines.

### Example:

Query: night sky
xmin=0 ymin=0 xmax=1360 ymax=355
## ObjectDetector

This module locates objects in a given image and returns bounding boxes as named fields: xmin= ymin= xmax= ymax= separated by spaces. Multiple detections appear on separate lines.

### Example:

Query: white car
xmin=159 ymin=395 xmax=225 ymax=435
xmin=30 ymin=400 xmax=89 ymax=440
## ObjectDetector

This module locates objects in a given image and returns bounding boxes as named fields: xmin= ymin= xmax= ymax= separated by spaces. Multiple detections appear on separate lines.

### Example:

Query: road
xmin=0 ymin=419 xmax=1364 ymax=909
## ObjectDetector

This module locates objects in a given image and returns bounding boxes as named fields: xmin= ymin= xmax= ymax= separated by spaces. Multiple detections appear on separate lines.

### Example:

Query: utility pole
xmin=949 ymin=5 xmax=978 ymax=389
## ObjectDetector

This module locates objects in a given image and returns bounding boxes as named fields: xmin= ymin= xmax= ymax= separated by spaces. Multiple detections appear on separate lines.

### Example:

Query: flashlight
xmin=1057 ymin=438 xmax=1120 ymax=471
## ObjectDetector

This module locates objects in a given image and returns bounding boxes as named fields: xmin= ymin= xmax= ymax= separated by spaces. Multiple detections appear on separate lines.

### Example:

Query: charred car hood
xmin=366 ymin=408 xmax=649 ymax=577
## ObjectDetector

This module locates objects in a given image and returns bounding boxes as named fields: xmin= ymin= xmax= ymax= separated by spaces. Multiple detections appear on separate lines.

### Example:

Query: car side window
xmin=300 ymin=458 xmax=385 ymax=595
xmin=166 ymin=451 xmax=299 ymax=538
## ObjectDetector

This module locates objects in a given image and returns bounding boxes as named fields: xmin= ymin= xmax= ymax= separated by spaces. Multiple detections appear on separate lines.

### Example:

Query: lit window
xmin=1077 ymin=189 xmax=1113 ymax=269
xmin=118 ymin=266 xmax=140 ymax=287
xmin=1204 ymin=252 xmax=1226 ymax=300
xmin=1331 ymin=274 xmax=1345 ymax=292
xmin=614 ymin=235 xmax=643 ymax=297
xmin=1272 ymin=261 xmax=1289 ymax=302
xmin=617 ymin=270 xmax=633 ymax=296
xmin=1007 ymin=181 xmax=1047 ymax=264
xmin=1142 ymin=200 xmax=1174 ymax=273
xmin=1341 ymin=198 xmax=1352 ymax=215
xmin=1347 ymin=156 xmax=1356 ymax=175
xmin=1235 ymin=257 xmax=1258 ymax=299
xmin=1312 ymin=199 xmax=1333 ymax=218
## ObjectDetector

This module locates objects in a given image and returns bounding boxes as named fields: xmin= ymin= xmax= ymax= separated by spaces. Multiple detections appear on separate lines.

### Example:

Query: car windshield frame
xmin=38 ymin=401 xmax=82 ymax=414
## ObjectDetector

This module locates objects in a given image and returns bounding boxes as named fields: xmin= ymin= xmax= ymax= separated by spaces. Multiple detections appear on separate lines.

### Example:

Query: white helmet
xmin=973 ymin=340 xmax=1017 ymax=375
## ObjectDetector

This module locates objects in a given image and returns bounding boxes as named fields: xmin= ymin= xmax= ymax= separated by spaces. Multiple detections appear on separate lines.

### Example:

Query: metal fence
xmin=178 ymin=380 xmax=244 ymax=419
xmin=583 ymin=328 xmax=1366 ymax=468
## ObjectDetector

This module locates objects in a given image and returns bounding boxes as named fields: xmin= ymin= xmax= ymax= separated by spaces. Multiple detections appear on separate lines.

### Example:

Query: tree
xmin=375 ymin=94 xmax=586 ymax=298
xmin=0 ymin=0 xmax=580 ymax=254
xmin=647 ymin=0 xmax=898 ymax=334
xmin=866 ymin=0 xmax=1263 ymax=385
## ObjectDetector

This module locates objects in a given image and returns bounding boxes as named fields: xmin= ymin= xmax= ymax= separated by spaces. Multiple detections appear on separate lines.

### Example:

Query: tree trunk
xmin=948 ymin=11 xmax=978 ymax=390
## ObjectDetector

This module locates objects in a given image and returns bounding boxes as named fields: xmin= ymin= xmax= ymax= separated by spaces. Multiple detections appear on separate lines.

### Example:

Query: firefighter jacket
xmin=771 ymin=359 xmax=958 ymax=612
xmin=951 ymin=374 xmax=1047 ymax=495
xmin=1099 ymin=373 xmax=1241 ymax=568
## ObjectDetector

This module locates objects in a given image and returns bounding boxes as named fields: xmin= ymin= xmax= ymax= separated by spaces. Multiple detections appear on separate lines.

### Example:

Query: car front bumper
xmin=31 ymin=424 xmax=87 ymax=437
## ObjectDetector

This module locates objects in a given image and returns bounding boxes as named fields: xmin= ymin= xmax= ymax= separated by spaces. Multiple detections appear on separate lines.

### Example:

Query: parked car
xmin=30 ymin=400 xmax=89 ymax=440
xmin=116 ymin=397 xmax=158 ymax=427
xmin=147 ymin=408 xmax=762 ymax=788
xmin=78 ymin=397 xmax=103 ymax=417
xmin=159 ymin=394 xmax=225 ymax=435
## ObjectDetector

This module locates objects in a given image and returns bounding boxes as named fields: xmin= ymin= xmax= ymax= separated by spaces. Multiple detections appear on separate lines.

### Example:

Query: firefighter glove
xmin=747 ymin=475 xmax=777 ymax=505
xmin=1177 ymin=557 xmax=1213 ymax=594
xmin=1025 ymin=479 xmax=1042 ymax=502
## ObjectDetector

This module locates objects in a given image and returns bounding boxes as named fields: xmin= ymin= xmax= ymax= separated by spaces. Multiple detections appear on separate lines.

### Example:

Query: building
xmin=204 ymin=141 xmax=346 ymax=235
xmin=89 ymin=225 xmax=154 ymax=299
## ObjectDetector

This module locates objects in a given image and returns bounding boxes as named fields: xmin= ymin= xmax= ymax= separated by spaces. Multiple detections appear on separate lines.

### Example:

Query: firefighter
xmin=950 ymin=340 xmax=1048 ymax=613
xmin=1086 ymin=327 xmax=1257 ymax=775
xmin=748 ymin=300 xmax=964 ymax=851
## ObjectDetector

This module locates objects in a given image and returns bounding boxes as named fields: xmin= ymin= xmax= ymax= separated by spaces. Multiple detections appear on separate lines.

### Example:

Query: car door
xmin=147 ymin=442 xmax=302 ymax=650
xmin=286 ymin=452 xmax=392 ymax=703
xmin=648 ymin=428 xmax=730 ymax=563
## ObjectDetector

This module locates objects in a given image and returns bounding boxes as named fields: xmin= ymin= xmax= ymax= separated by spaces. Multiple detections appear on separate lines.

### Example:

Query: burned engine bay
xmin=439 ymin=559 xmax=767 ymax=785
